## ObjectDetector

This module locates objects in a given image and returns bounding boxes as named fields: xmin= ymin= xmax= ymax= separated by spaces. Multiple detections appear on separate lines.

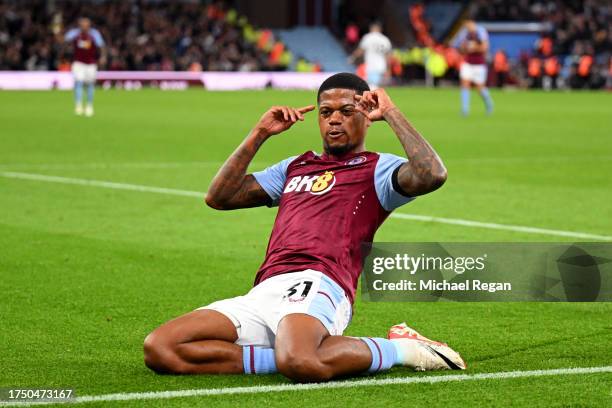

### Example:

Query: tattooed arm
xmin=205 ymin=105 xmax=315 ymax=210
xmin=355 ymin=89 xmax=447 ymax=196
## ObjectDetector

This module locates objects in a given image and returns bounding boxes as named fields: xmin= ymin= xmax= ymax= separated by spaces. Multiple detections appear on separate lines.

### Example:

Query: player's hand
xmin=255 ymin=105 xmax=315 ymax=137
xmin=354 ymin=88 xmax=397 ymax=122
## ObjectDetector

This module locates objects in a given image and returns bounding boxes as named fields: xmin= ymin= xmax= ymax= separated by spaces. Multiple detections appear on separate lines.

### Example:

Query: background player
xmin=349 ymin=22 xmax=392 ymax=89
xmin=64 ymin=17 xmax=105 ymax=117
xmin=453 ymin=19 xmax=494 ymax=116
xmin=143 ymin=73 xmax=465 ymax=381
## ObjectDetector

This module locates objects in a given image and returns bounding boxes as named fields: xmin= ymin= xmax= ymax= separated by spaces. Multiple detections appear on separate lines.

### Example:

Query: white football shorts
xmin=460 ymin=62 xmax=487 ymax=85
xmin=366 ymin=68 xmax=385 ymax=88
xmin=71 ymin=61 xmax=97 ymax=83
xmin=199 ymin=270 xmax=352 ymax=348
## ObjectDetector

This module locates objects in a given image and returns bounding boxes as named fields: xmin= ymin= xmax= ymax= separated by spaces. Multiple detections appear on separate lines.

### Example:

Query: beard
xmin=324 ymin=140 xmax=358 ymax=156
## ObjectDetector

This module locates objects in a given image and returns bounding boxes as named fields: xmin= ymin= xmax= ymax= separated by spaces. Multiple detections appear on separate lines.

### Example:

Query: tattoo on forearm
xmin=206 ymin=130 xmax=271 ymax=209
xmin=383 ymin=108 xmax=447 ymax=196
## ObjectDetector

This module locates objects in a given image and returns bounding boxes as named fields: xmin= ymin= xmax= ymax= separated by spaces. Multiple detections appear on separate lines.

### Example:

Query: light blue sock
xmin=86 ymin=83 xmax=95 ymax=104
xmin=360 ymin=337 xmax=400 ymax=373
xmin=461 ymin=87 xmax=470 ymax=115
xmin=242 ymin=346 xmax=277 ymax=374
xmin=479 ymin=87 xmax=493 ymax=114
xmin=74 ymin=81 xmax=83 ymax=104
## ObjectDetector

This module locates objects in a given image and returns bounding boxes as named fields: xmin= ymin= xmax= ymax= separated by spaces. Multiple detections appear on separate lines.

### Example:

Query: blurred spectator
xmin=472 ymin=0 xmax=611 ymax=89
xmin=410 ymin=3 xmax=434 ymax=47
xmin=569 ymin=52 xmax=593 ymax=88
xmin=344 ymin=22 xmax=360 ymax=49
xmin=493 ymin=49 xmax=509 ymax=87
xmin=542 ymin=55 xmax=560 ymax=89
xmin=536 ymin=35 xmax=553 ymax=57
xmin=0 ymin=0 xmax=297 ymax=72
xmin=527 ymin=55 xmax=542 ymax=88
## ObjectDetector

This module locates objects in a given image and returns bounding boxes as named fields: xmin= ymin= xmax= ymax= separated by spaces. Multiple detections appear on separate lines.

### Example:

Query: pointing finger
xmin=297 ymin=105 xmax=315 ymax=113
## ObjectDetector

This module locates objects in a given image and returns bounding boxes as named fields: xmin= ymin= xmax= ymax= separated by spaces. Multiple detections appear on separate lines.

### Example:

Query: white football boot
xmin=388 ymin=322 xmax=466 ymax=371
xmin=84 ymin=104 xmax=94 ymax=117
xmin=75 ymin=103 xmax=83 ymax=116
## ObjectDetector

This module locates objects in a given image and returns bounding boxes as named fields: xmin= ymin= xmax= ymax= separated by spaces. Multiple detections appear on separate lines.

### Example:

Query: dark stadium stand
xmin=1 ymin=0 xmax=610 ymax=88
xmin=0 ymin=0 xmax=309 ymax=72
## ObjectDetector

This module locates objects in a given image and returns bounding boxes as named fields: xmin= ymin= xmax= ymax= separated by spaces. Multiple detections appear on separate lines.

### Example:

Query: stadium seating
xmin=275 ymin=27 xmax=353 ymax=72
xmin=424 ymin=1 xmax=463 ymax=41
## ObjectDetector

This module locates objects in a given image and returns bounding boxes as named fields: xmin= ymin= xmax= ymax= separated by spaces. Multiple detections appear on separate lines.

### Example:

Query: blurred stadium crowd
xmin=470 ymin=0 xmax=612 ymax=88
xmin=0 ymin=0 xmax=301 ymax=72
xmin=1 ymin=0 xmax=610 ymax=89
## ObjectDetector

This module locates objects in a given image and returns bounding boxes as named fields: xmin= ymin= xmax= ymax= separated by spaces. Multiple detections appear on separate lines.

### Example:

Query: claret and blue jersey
xmin=64 ymin=28 xmax=105 ymax=64
xmin=252 ymin=150 xmax=414 ymax=302
xmin=453 ymin=25 xmax=489 ymax=65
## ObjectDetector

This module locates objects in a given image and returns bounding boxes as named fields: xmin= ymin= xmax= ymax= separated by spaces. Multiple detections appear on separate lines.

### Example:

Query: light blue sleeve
xmin=90 ymin=29 xmax=105 ymax=47
xmin=452 ymin=28 xmax=467 ymax=48
xmin=252 ymin=156 xmax=297 ymax=206
xmin=64 ymin=28 xmax=80 ymax=42
xmin=374 ymin=153 xmax=415 ymax=212
xmin=477 ymin=26 xmax=489 ymax=42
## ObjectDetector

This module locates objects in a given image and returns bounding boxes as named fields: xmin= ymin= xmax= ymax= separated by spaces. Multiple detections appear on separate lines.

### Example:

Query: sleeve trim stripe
xmin=391 ymin=164 xmax=412 ymax=198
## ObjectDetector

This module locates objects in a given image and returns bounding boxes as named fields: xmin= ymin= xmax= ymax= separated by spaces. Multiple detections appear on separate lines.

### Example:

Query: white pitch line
xmin=2 ymin=171 xmax=611 ymax=241
xmin=0 ymin=161 xmax=273 ymax=170
xmin=0 ymin=161 xmax=213 ymax=170
xmin=389 ymin=213 xmax=612 ymax=241
xmin=1 ymin=366 xmax=611 ymax=406
xmin=0 ymin=171 xmax=202 ymax=198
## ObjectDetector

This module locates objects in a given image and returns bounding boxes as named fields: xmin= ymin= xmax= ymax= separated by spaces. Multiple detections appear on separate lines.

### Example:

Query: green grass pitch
xmin=0 ymin=88 xmax=611 ymax=407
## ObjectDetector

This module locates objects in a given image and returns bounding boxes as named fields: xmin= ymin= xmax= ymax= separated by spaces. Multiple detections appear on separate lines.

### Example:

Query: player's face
xmin=465 ymin=20 xmax=476 ymax=33
xmin=79 ymin=18 xmax=91 ymax=31
xmin=318 ymin=88 xmax=368 ymax=156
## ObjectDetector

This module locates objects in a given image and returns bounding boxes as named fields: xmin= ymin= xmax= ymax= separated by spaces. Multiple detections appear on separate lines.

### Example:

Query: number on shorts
xmin=286 ymin=280 xmax=313 ymax=298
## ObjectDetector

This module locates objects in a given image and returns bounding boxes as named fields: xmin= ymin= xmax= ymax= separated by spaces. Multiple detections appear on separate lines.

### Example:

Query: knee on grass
xmin=143 ymin=331 xmax=188 ymax=374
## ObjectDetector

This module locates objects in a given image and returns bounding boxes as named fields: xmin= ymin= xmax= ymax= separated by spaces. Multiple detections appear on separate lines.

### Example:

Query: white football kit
xmin=359 ymin=32 xmax=392 ymax=86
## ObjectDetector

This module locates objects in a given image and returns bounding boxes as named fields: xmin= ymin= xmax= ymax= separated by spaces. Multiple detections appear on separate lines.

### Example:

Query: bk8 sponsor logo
xmin=283 ymin=171 xmax=336 ymax=195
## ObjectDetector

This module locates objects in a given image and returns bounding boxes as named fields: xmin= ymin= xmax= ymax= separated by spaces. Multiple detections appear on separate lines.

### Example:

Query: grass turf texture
xmin=0 ymin=88 xmax=611 ymax=407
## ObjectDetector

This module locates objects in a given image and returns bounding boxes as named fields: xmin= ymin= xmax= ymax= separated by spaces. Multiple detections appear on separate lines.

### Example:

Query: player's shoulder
xmin=373 ymin=152 xmax=408 ymax=174
xmin=65 ymin=27 xmax=80 ymax=36
xmin=90 ymin=28 xmax=104 ymax=40
xmin=455 ymin=27 xmax=467 ymax=40
xmin=476 ymin=25 xmax=489 ymax=37
xmin=375 ymin=152 xmax=407 ymax=163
